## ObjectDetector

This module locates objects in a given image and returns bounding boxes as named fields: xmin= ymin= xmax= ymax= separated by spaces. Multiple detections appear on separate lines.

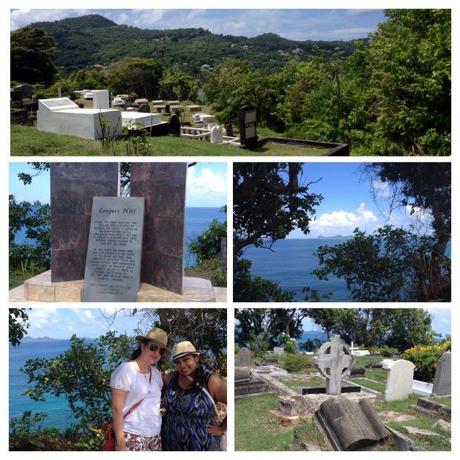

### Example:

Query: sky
xmin=21 ymin=307 xmax=451 ymax=339
xmin=302 ymin=308 xmax=451 ymax=338
xmin=9 ymin=162 xmax=227 ymax=208
xmin=286 ymin=163 xmax=434 ymax=239
xmin=10 ymin=9 xmax=386 ymax=41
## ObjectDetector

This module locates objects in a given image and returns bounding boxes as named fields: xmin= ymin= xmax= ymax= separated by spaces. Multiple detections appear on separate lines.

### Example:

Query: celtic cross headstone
xmin=314 ymin=335 xmax=354 ymax=395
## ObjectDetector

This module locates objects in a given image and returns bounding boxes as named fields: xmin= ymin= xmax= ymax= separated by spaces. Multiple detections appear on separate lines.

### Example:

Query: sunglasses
xmin=147 ymin=343 xmax=166 ymax=355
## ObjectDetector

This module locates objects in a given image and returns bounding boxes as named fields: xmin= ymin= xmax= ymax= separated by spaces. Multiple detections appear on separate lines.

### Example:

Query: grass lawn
xmin=236 ymin=394 xmax=294 ymax=451
xmin=430 ymin=396 xmax=451 ymax=408
xmin=9 ymin=268 xmax=45 ymax=290
xmin=375 ymin=395 xmax=451 ymax=451
xmin=11 ymin=124 xmax=330 ymax=157
xmin=354 ymin=355 xmax=385 ymax=367
xmin=348 ymin=378 xmax=386 ymax=393
xmin=285 ymin=377 xmax=324 ymax=388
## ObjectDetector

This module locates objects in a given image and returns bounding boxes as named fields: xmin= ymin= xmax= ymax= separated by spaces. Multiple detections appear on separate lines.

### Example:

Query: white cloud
xmin=371 ymin=179 xmax=392 ymax=198
xmin=10 ymin=9 xmax=89 ymax=30
xmin=289 ymin=203 xmax=379 ymax=238
xmin=186 ymin=165 xmax=226 ymax=206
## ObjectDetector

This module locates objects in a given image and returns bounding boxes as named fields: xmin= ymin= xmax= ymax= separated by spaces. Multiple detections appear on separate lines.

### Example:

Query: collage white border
xmin=2 ymin=1 xmax=458 ymax=458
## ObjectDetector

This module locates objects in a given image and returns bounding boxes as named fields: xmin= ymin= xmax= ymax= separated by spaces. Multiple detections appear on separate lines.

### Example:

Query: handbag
xmin=102 ymin=370 xmax=151 ymax=450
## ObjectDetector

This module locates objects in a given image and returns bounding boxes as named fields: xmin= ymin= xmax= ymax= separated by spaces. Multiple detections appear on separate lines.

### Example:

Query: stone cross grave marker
xmin=82 ymin=196 xmax=144 ymax=302
xmin=314 ymin=335 xmax=354 ymax=395
xmin=384 ymin=359 xmax=415 ymax=401
xmin=432 ymin=351 xmax=451 ymax=396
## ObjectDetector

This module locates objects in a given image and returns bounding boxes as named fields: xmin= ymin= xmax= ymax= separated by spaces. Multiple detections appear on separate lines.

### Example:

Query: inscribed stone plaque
xmin=82 ymin=197 xmax=144 ymax=302
xmin=130 ymin=163 xmax=187 ymax=294
xmin=51 ymin=163 xmax=119 ymax=282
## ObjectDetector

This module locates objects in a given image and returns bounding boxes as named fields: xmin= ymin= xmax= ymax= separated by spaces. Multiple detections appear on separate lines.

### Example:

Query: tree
xmin=233 ymin=163 xmax=322 ymax=302
xmin=235 ymin=308 xmax=307 ymax=350
xmin=368 ymin=162 xmax=451 ymax=300
xmin=306 ymin=308 xmax=435 ymax=351
xmin=365 ymin=9 xmax=451 ymax=155
xmin=106 ymin=57 xmax=163 ymax=99
xmin=188 ymin=219 xmax=226 ymax=265
xmin=11 ymin=27 xmax=57 ymax=85
xmin=234 ymin=163 xmax=322 ymax=256
xmin=314 ymin=226 xmax=448 ymax=301
xmin=159 ymin=66 xmax=199 ymax=100
xmin=9 ymin=308 xmax=30 ymax=346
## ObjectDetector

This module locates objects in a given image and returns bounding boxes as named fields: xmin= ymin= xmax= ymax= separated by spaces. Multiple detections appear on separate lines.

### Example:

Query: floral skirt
xmin=123 ymin=432 xmax=162 ymax=451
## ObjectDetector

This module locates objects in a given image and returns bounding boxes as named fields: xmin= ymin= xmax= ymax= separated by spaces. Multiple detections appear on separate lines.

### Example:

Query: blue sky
xmin=287 ymin=163 xmax=433 ymax=239
xmin=302 ymin=308 xmax=451 ymax=338
xmin=10 ymin=9 xmax=386 ymax=41
xmin=22 ymin=307 xmax=451 ymax=339
xmin=9 ymin=162 xmax=227 ymax=208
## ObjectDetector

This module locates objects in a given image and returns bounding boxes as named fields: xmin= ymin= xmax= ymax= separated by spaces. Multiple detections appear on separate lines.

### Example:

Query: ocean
xmin=243 ymin=238 xmax=452 ymax=302
xmin=14 ymin=207 xmax=226 ymax=268
xmin=9 ymin=340 xmax=75 ymax=430
xmin=243 ymin=238 xmax=356 ymax=302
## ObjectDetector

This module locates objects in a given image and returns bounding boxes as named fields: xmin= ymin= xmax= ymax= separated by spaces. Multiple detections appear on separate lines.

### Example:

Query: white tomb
xmin=37 ymin=97 xmax=122 ymax=139
xmin=121 ymin=112 xmax=162 ymax=129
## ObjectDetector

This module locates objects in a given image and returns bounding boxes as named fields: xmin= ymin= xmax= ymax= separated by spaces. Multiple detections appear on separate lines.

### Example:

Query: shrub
xmin=402 ymin=339 xmax=451 ymax=382
xmin=188 ymin=219 xmax=226 ymax=265
xmin=380 ymin=345 xmax=397 ymax=357
xmin=279 ymin=353 xmax=313 ymax=373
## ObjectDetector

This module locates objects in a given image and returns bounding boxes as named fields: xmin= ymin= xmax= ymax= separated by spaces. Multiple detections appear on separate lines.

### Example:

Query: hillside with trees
xmin=27 ymin=14 xmax=358 ymax=75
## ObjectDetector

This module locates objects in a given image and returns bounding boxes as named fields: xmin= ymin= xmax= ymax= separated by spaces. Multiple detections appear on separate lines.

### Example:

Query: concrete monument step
xmin=9 ymin=270 xmax=219 ymax=302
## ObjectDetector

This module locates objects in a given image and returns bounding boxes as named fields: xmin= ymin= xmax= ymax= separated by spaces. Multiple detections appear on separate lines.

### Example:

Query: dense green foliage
xmin=235 ymin=309 xmax=307 ymax=350
xmin=402 ymin=338 xmax=451 ymax=382
xmin=11 ymin=27 xmax=57 ymax=85
xmin=27 ymin=14 xmax=357 ymax=75
xmin=279 ymin=353 xmax=313 ymax=373
xmin=314 ymin=226 xmax=449 ymax=301
xmin=306 ymin=308 xmax=437 ymax=352
xmin=9 ymin=308 xmax=30 ymax=346
xmin=189 ymin=219 xmax=226 ymax=264
xmin=9 ymin=195 xmax=50 ymax=275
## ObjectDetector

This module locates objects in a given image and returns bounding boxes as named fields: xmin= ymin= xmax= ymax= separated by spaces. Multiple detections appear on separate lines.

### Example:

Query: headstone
xmin=51 ymin=163 xmax=119 ymax=282
xmin=138 ymin=103 xmax=151 ymax=113
xmin=432 ymin=351 xmax=451 ymax=395
xmin=224 ymin=121 xmax=233 ymax=137
xmin=236 ymin=347 xmax=253 ymax=368
xmin=273 ymin=346 xmax=285 ymax=354
xmin=210 ymin=125 xmax=223 ymax=143
xmin=235 ymin=366 xmax=251 ymax=383
xmin=168 ymin=111 xmax=181 ymax=136
xmin=82 ymin=197 xmax=144 ymax=302
xmin=92 ymin=90 xmax=110 ymax=109
xmin=130 ymin=163 xmax=187 ymax=294
xmin=314 ymin=398 xmax=390 ymax=450
xmin=239 ymin=105 xmax=258 ymax=148
xmin=384 ymin=359 xmax=415 ymax=401
xmin=314 ymin=335 xmax=354 ymax=395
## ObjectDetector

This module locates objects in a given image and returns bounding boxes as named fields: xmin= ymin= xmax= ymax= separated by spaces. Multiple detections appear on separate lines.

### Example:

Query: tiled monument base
xmin=9 ymin=270 xmax=218 ymax=302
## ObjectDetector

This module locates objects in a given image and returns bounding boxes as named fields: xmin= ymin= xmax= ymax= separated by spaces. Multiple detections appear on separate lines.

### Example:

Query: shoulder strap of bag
xmin=123 ymin=369 xmax=152 ymax=419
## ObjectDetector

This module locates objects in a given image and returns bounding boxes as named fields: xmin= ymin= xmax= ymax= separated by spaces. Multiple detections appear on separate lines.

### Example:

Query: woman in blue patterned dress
xmin=161 ymin=341 xmax=227 ymax=451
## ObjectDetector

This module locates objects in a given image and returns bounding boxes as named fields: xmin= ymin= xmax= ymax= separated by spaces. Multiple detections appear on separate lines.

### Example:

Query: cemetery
xmin=12 ymin=86 xmax=348 ymax=156
xmin=9 ymin=162 xmax=226 ymax=303
xmin=235 ymin=336 xmax=451 ymax=451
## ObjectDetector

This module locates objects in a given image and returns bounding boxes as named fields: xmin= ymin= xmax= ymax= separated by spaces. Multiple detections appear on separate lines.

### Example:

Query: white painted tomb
xmin=121 ymin=112 xmax=162 ymax=129
xmin=37 ymin=97 xmax=122 ymax=139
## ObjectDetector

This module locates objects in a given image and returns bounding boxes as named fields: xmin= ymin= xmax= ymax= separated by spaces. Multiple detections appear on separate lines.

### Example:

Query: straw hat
xmin=136 ymin=327 xmax=169 ymax=349
xmin=172 ymin=341 xmax=200 ymax=361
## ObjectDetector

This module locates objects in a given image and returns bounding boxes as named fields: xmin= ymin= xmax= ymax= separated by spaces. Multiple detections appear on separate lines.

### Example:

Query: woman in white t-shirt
xmin=110 ymin=327 xmax=168 ymax=451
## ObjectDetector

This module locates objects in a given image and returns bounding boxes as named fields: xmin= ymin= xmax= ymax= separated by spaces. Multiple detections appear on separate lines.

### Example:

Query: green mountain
xmin=28 ymin=13 xmax=361 ymax=75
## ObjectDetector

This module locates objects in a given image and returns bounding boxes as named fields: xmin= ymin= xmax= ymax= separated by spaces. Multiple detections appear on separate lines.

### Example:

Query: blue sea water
xmin=14 ymin=207 xmax=226 ymax=268
xmin=9 ymin=340 xmax=75 ymax=430
xmin=243 ymin=238 xmax=353 ymax=302
xmin=243 ymin=238 xmax=451 ymax=302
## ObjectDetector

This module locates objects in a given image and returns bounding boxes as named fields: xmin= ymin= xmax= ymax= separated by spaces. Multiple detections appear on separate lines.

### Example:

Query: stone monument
xmin=384 ymin=359 xmax=415 ymax=401
xmin=130 ymin=162 xmax=187 ymax=294
xmin=51 ymin=163 xmax=119 ymax=282
xmin=314 ymin=335 xmax=354 ymax=395
xmin=82 ymin=197 xmax=144 ymax=302
xmin=432 ymin=351 xmax=451 ymax=396
xmin=236 ymin=347 xmax=254 ymax=368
